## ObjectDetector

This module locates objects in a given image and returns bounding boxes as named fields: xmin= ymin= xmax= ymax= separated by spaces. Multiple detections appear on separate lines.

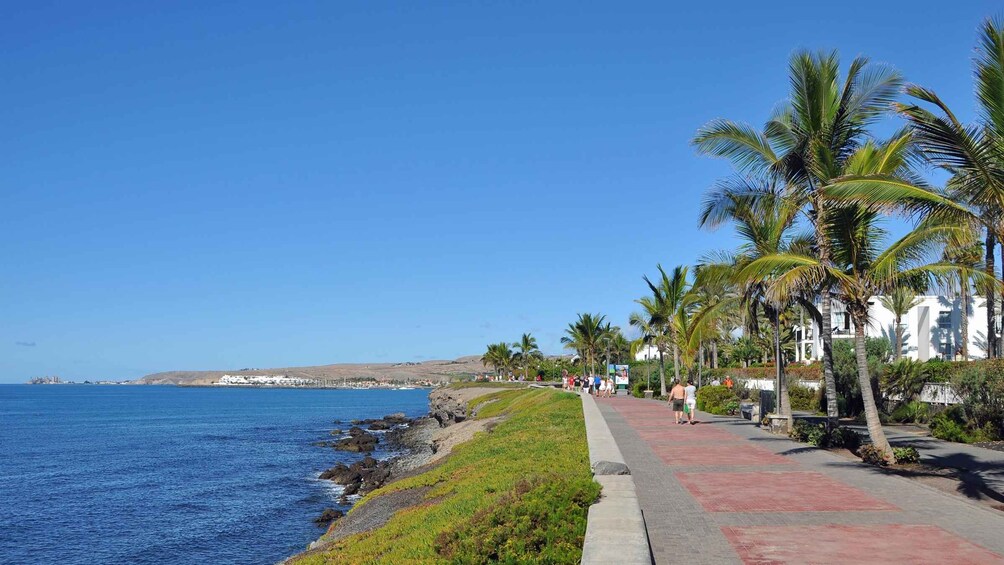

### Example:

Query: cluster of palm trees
xmin=560 ymin=314 xmax=631 ymax=377
xmin=481 ymin=333 xmax=543 ymax=379
xmin=673 ymin=17 xmax=1004 ymax=461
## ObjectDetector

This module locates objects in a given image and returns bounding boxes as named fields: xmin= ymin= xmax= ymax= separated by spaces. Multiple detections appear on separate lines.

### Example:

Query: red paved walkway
xmin=598 ymin=395 xmax=1004 ymax=565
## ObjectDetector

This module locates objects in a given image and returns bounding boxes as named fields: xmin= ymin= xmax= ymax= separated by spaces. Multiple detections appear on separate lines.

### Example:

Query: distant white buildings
xmin=796 ymin=295 xmax=990 ymax=363
xmin=218 ymin=374 xmax=315 ymax=386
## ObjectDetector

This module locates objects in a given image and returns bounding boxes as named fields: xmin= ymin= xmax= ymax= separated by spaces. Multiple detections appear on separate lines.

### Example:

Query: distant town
xmin=26 ymin=376 xmax=127 ymax=385
xmin=214 ymin=374 xmax=439 ymax=388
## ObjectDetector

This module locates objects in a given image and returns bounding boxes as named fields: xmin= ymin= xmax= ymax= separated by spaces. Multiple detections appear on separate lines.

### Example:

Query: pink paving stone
xmin=652 ymin=444 xmax=796 ymax=467
xmin=722 ymin=524 xmax=1004 ymax=565
xmin=635 ymin=427 xmax=740 ymax=443
xmin=677 ymin=472 xmax=897 ymax=512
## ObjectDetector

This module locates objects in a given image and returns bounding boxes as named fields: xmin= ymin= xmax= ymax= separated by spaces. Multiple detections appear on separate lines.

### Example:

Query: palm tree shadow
xmin=824 ymin=450 xmax=1004 ymax=503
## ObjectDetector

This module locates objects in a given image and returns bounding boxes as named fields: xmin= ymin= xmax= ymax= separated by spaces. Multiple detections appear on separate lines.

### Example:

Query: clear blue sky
xmin=2 ymin=1 xmax=1001 ymax=382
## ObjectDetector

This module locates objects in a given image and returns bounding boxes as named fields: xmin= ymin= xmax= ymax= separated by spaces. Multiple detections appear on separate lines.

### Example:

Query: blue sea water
xmin=0 ymin=385 xmax=431 ymax=565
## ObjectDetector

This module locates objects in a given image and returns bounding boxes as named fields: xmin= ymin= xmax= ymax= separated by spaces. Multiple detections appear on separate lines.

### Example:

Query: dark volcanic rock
xmin=383 ymin=412 xmax=409 ymax=424
xmin=314 ymin=508 xmax=344 ymax=525
xmin=368 ymin=421 xmax=391 ymax=431
xmin=342 ymin=482 xmax=360 ymax=496
xmin=330 ymin=429 xmax=343 ymax=436
xmin=429 ymin=391 xmax=467 ymax=427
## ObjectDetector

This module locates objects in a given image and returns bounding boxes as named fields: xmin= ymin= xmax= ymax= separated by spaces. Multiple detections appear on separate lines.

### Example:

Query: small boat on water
xmin=396 ymin=386 xmax=416 ymax=390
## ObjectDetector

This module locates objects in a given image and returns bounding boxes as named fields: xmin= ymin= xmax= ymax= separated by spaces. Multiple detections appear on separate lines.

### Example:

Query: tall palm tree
xmin=694 ymin=50 xmax=903 ymax=421
xmin=561 ymin=314 xmax=606 ymax=377
xmin=512 ymin=333 xmax=543 ymax=380
xmin=629 ymin=303 xmax=666 ymax=394
xmin=942 ymin=238 xmax=984 ymax=360
xmin=643 ymin=265 xmax=691 ymax=389
xmin=827 ymin=18 xmax=1004 ymax=358
xmin=698 ymin=183 xmax=811 ymax=421
xmin=879 ymin=287 xmax=922 ymax=361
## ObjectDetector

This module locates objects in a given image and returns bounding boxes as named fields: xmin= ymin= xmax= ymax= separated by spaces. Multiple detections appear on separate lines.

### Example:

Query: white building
xmin=633 ymin=344 xmax=660 ymax=362
xmin=796 ymin=295 xmax=990 ymax=363
xmin=218 ymin=374 xmax=315 ymax=386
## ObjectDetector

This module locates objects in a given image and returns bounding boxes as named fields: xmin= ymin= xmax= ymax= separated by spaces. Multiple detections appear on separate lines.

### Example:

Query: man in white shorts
xmin=684 ymin=378 xmax=697 ymax=425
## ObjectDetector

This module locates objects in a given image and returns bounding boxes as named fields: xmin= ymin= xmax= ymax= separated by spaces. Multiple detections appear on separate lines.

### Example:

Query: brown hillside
xmin=134 ymin=355 xmax=486 ymax=385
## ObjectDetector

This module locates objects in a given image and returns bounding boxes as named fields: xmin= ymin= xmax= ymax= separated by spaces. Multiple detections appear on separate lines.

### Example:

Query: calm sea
xmin=0 ymin=385 xmax=431 ymax=565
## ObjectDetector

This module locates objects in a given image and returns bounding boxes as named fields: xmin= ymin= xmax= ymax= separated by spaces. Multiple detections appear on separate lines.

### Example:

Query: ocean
xmin=0 ymin=385 xmax=431 ymax=565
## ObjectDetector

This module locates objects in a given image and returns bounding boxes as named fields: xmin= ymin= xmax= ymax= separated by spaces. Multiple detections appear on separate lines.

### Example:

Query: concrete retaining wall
xmin=579 ymin=392 xmax=652 ymax=565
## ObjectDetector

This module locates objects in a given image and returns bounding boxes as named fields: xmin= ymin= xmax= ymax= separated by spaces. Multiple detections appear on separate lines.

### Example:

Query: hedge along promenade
xmin=293 ymin=388 xmax=598 ymax=564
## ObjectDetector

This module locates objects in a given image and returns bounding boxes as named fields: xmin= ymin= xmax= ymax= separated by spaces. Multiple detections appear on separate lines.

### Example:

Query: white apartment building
xmin=796 ymin=295 xmax=991 ymax=363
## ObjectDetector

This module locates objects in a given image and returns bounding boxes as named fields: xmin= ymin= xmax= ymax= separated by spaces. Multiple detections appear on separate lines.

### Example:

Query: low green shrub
xmin=632 ymin=381 xmax=648 ymax=398
xmin=789 ymin=421 xmax=862 ymax=451
xmin=696 ymin=385 xmax=740 ymax=415
xmin=929 ymin=405 xmax=972 ymax=443
xmin=952 ymin=361 xmax=1004 ymax=440
xmin=787 ymin=384 xmax=817 ymax=411
xmin=829 ymin=427 xmax=862 ymax=453
xmin=434 ymin=476 xmax=599 ymax=563
xmin=858 ymin=444 xmax=890 ymax=466
xmin=889 ymin=400 xmax=930 ymax=424
xmin=882 ymin=358 xmax=929 ymax=402
xmin=892 ymin=446 xmax=920 ymax=464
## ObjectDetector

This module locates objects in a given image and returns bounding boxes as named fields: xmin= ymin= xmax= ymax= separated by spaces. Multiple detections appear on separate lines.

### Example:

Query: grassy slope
xmin=294 ymin=388 xmax=597 ymax=564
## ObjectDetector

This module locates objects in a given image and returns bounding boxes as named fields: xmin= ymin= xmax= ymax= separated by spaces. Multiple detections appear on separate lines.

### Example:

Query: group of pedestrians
xmin=562 ymin=370 xmax=614 ymax=397
xmin=668 ymin=378 xmax=697 ymax=425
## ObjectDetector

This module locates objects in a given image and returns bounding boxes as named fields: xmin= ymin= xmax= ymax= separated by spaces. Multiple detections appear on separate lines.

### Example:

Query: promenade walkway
xmin=596 ymin=395 xmax=1004 ymax=565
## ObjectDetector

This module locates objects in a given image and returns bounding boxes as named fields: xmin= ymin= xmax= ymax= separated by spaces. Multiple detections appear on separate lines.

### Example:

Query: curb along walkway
xmin=596 ymin=395 xmax=1004 ymax=565
xmin=579 ymin=392 xmax=652 ymax=565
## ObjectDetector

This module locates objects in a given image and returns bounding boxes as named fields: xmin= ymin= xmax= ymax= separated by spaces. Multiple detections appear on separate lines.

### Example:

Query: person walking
xmin=684 ymin=378 xmax=697 ymax=425
xmin=669 ymin=380 xmax=687 ymax=424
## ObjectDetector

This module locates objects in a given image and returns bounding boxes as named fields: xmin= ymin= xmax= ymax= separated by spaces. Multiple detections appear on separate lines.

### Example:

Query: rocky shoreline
xmin=299 ymin=387 xmax=506 ymax=547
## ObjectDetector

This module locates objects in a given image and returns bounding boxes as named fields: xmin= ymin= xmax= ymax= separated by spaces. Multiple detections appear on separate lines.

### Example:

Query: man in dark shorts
xmin=669 ymin=380 xmax=687 ymax=424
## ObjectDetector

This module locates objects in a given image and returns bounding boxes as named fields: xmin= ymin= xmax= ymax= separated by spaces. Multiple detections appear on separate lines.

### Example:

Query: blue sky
xmin=2 ymin=1 xmax=1001 ymax=382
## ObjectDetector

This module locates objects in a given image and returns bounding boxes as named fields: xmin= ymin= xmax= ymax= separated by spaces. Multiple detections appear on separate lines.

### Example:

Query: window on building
xmin=940 ymin=340 xmax=953 ymax=360
xmin=843 ymin=312 xmax=850 ymax=331
xmin=938 ymin=311 xmax=952 ymax=329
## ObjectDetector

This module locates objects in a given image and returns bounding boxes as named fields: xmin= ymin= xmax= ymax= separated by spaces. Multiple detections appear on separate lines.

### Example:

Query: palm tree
xmin=629 ymin=305 xmax=666 ymax=394
xmin=698 ymin=183 xmax=811 ymax=421
xmin=561 ymin=314 xmax=606 ymax=377
xmin=827 ymin=18 xmax=1004 ymax=358
xmin=643 ymin=265 xmax=691 ymax=390
xmin=481 ymin=342 xmax=514 ymax=378
xmin=742 ymin=203 xmax=976 ymax=460
xmin=879 ymin=287 xmax=922 ymax=360
xmin=512 ymin=333 xmax=543 ymax=379
xmin=942 ymin=238 xmax=984 ymax=360
xmin=694 ymin=50 xmax=903 ymax=421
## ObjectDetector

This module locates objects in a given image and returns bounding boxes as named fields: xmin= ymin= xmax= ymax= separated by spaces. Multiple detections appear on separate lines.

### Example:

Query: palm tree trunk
xmin=774 ymin=310 xmax=791 ymax=424
xmin=961 ymin=278 xmax=970 ymax=360
xmin=658 ymin=349 xmax=667 ymax=396
xmin=698 ymin=342 xmax=704 ymax=388
xmin=987 ymin=229 xmax=997 ymax=359
xmin=813 ymin=196 xmax=840 ymax=422
xmin=672 ymin=329 xmax=681 ymax=386
xmin=712 ymin=340 xmax=718 ymax=369
xmin=819 ymin=291 xmax=839 ymax=420
xmin=894 ymin=315 xmax=903 ymax=361
xmin=853 ymin=311 xmax=893 ymax=458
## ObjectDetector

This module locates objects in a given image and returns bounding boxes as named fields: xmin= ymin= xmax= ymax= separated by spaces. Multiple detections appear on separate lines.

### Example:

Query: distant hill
xmin=133 ymin=355 xmax=486 ymax=385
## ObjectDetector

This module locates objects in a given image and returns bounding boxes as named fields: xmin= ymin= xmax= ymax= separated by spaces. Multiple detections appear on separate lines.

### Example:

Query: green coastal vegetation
xmin=482 ymin=16 xmax=1004 ymax=464
xmin=294 ymin=387 xmax=596 ymax=564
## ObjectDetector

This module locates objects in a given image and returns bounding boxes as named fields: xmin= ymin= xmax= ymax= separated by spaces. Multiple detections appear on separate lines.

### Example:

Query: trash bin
xmin=759 ymin=389 xmax=775 ymax=419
